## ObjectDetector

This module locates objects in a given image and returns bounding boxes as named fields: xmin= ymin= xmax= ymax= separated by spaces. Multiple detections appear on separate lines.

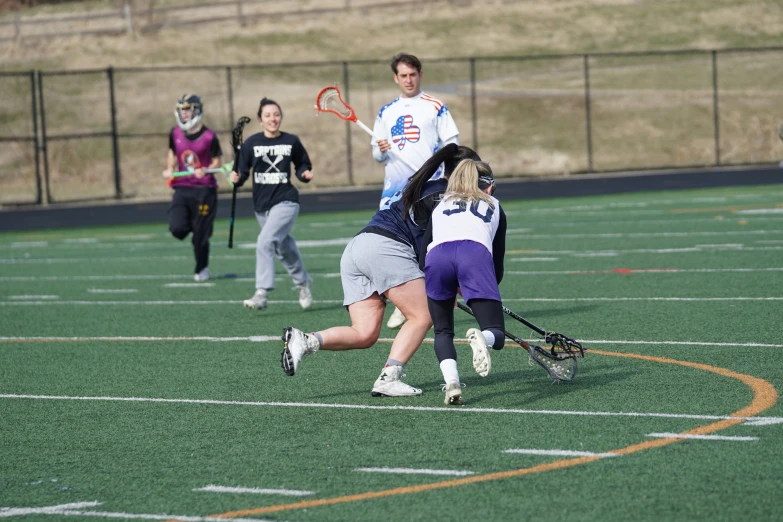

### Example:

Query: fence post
xmin=470 ymin=57 xmax=477 ymax=152
xmin=30 ymin=71 xmax=43 ymax=205
xmin=236 ymin=0 xmax=245 ymax=27
xmin=123 ymin=1 xmax=133 ymax=34
xmin=107 ymin=66 xmax=123 ymax=198
xmin=343 ymin=61 xmax=354 ymax=185
xmin=38 ymin=71 xmax=53 ymax=204
xmin=14 ymin=11 xmax=21 ymax=41
xmin=226 ymin=66 xmax=235 ymax=127
xmin=711 ymin=50 xmax=721 ymax=166
xmin=583 ymin=54 xmax=594 ymax=173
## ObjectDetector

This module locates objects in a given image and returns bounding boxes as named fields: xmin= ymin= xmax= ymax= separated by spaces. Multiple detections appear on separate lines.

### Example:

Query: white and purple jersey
xmin=420 ymin=196 xmax=507 ymax=302
xmin=372 ymin=92 xmax=459 ymax=209
xmin=428 ymin=196 xmax=501 ymax=255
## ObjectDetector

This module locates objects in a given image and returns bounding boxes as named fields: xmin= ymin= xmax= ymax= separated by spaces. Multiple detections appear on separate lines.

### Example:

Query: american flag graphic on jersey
xmin=391 ymin=115 xmax=420 ymax=150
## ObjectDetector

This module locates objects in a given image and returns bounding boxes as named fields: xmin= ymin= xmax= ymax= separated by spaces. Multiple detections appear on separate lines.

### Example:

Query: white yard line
xmin=0 ymin=275 xmax=193 ymax=282
xmin=505 ymin=230 xmax=783 ymax=239
xmin=0 ymin=502 xmax=269 ymax=521
xmin=0 ymin=336 xmax=284 ymax=342
xmin=506 ymin=267 xmax=783 ymax=275
xmin=2 ymin=297 xmax=782 ymax=306
xmin=0 ymin=299 xmax=343 ymax=306
xmin=195 ymin=485 xmax=314 ymax=496
xmin=1 ymin=267 xmax=779 ymax=283
xmin=646 ymin=433 xmax=759 ymax=441
xmin=509 ymin=257 xmax=560 ymax=262
xmin=1 ymin=336 xmax=781 ymax=349
xmin=7 ymin=295 xmax=59 ymax=300
xmin=503 ymin=449 xmax=619 ymax=457
xmin=1 ymin=394 xmax=780 ymax=425
xmin=354 ymin=467 xmax=474 ymax=476
xmin=87 ymin=289 xmax=139 ymax=294
xmin=736 ymin=208 xmax=783 ymax=214
xmin=0 ymin=502 xmax=101 ymax=518
xmin=163 ymin=283 xmax=215 ymax=288
xmin=513 ymin=246 xmax=783 ymax=257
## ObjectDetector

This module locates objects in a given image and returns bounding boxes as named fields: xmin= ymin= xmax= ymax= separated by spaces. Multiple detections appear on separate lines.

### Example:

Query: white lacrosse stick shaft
xmin=354 ymin=120 xmax=420 ymax=173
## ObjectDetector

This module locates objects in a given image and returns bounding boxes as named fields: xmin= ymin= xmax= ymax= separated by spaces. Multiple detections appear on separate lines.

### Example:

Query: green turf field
xmin=2 ymin=184 xmax=782 ymax=521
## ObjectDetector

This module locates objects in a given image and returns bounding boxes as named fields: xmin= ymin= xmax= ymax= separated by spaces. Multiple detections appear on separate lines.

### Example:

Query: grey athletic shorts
xmin=340 ymin=232 xmax=424 ymax=307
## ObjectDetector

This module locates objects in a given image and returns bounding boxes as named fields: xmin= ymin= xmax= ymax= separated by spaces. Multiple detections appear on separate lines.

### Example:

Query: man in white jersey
xmin=372 ymin=53 xmax=460 ymax=329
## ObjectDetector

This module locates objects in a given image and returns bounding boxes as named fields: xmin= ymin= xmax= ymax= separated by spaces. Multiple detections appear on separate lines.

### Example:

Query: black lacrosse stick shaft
xmin=501 ymin=305 xmax=547 ymax=337
xmin=228 ymin=116 xmax=251 ymax=249
xmin=456 ymin=302 xmax=531 ymax=349
xmin=228 ymin=187 xmax=237 ymax=248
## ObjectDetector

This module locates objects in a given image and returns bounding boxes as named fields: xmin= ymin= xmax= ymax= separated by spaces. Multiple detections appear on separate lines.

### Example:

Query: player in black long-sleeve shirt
xmin=230 ymin=98 xmax=314 ymax=311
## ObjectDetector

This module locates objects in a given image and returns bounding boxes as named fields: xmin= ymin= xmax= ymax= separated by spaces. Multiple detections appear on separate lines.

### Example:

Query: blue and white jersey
xmin=372 ymin=92 xmax=459 ymax=208
xmin=428 ymin=195 xmax=501 ymax=256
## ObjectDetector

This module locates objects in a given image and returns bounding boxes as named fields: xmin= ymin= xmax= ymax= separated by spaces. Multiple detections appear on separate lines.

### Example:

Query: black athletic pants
xmin=427 ymin=297 xmax=505 ymax=362
xmin=168 ymin=187 xmax=218 ymax=273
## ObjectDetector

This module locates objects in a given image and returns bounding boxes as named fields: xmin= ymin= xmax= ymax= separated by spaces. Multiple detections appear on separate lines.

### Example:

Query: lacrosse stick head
xmin=528 ymin=345 xmax=578 ymax=383
xmin=544 ymin=332 xmax=585 ymax=359
xmin=231 ymin=116 xmax=252 ymax=152
xmin=315 ymin=85 xmax=357 ymax=122
xmin=778 ymin=122 xmax=783 ymax=142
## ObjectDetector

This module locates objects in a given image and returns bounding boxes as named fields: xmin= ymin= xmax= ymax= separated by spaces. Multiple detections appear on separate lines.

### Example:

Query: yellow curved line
xmin=195 ymin=348 xmax=777 ymax=519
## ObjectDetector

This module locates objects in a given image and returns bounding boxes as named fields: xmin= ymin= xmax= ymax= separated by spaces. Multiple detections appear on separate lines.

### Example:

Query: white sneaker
xmin=386 ymin=307 xmax=407 ymax=329
xmin=194 ymin=267 xmax=211 ymax=282
xmin=297 ymin=280 xmax=313 ymax=310
xmin=467 ymin=328 xmax=491 ymax=377
xmin=442 ymin=380 xmax=464 ymax=405
xmin=371 ymin=365 xmax=422 ymax=397
xmin=243 ymin=289 xmax=268 ymax=310
xmin=280 ymin=326 xmax=320 ymax=376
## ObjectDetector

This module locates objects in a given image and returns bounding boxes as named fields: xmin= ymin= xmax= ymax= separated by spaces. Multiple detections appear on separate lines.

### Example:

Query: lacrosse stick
xmin=315 ymin=85 xmax=420 ymax=173
xmin=500 ymin=305 xmax=585 ymax=360
xmin=228 ymin=116 xmax=252 ymax=249
xmin=171 ymin=161 xmax=234 ymax=179
xmin=457 ymin=302 xmax=577 ymax=383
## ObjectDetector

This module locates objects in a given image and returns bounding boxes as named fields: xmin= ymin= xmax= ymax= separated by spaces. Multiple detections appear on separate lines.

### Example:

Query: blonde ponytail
xmin=442 ymin=159 xmax=495 ymax=208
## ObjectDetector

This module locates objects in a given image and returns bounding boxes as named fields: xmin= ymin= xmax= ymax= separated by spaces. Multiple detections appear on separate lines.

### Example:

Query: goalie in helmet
xmin=162 ymin=94 xmax=223 ymax=282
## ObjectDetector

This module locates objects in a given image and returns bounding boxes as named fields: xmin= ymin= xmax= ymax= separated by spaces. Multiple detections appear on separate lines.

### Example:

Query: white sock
xmin=482 ymin=330 xmax=496 ymax=348
xmin=439 ymin=359 xmax=460 ymax=384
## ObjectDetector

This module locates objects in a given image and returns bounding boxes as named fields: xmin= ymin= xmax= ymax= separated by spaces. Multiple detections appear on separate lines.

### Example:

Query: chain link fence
xmin=2 ymin=47 xmax=782 ymax=206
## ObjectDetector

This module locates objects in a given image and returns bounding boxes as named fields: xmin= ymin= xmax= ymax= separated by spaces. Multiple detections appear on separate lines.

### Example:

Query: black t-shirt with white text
xmin=236 ymin=131 xmax=312 ymax=212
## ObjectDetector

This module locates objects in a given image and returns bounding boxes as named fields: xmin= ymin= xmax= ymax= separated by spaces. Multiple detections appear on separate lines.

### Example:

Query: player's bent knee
xmin=169 ymin=227 xmax=189 ymax=240
xmin=355 ymin=331 xmax=380 ymax=349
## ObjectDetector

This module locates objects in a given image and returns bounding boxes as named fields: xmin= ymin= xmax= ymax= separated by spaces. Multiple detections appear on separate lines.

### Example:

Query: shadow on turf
xmin=462 ymin=365 xmax=634 ymax=406
xmin=303 ymin=362 xmax=631 ymax=405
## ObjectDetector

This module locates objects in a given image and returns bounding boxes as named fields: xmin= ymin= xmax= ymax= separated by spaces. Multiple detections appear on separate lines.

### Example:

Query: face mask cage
xmin=174 ymin=97 xmax=203 ymax=132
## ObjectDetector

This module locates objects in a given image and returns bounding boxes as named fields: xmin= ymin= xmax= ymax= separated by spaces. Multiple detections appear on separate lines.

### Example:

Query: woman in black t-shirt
xmin=230 ymin=98 xmax=314 ymax=312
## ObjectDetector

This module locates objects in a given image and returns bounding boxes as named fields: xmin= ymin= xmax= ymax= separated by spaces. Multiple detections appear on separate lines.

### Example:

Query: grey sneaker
xmin=442 ymin=380 xmax=464 ymax=405
xmin=467 ymin=328 xmax=491 ymax=377
xmin=243 ymin=289 xmax=268 ymax=310
xmin=194 ymin=267 xmax=211 ymax=282
xmin=297 ymin=280 xmax=313 ymax=309
xmin=281 ymin=326 xmax=320 ymax=376
xmin=371 ymin=365 xmax=422 ymax=397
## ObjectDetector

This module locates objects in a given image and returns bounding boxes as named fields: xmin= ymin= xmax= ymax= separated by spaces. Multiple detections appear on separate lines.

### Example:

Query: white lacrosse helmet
xmin=174 ymin=94 xmax=203 ymax=132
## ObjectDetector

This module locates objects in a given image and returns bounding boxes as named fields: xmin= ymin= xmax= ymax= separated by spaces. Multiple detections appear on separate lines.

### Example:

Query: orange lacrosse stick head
xmin=315 ymin=85 xmax=358 ymax=123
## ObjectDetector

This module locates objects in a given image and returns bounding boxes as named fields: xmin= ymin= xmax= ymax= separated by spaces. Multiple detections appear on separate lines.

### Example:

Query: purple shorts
xmin=424 ymin=240 xmax=501 ymax=302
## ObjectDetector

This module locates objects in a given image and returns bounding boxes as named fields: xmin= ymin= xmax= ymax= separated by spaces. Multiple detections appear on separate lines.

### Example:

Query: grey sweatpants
xmin=254 ymin=201 xmax=310 ymax=291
